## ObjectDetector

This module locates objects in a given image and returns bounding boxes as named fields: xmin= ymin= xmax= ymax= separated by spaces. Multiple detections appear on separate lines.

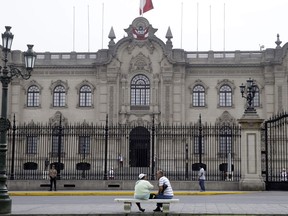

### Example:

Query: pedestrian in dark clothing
xmin=49 ymin=165 xmax=57 ymax=191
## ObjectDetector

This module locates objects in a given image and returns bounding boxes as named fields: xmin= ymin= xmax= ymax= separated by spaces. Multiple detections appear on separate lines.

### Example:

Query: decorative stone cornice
xmin=238 ymin=114 xmax=264 ymax=129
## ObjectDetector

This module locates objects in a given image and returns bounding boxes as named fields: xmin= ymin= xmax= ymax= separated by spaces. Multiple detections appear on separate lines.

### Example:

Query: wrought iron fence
xmin=262 ymin=112 xmax=288 ymax=190
xmin=6 ymin=115 xmax=241 ymax=181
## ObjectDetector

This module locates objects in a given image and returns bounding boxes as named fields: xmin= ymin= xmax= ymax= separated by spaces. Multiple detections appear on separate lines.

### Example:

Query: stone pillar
xmin=238 ymin=113 xmax=265 ymax=191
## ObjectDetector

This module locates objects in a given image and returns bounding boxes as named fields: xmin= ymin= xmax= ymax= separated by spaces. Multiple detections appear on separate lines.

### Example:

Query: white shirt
xmin=159 ymin=176 xmax=173 ymax=196
xmin=199 ymin=168 xmax=205 ymax=180
xmin=134 ymin=179 xmax=154 ymax=199
xmin=281 ymin=170 xmax=287 ymax=181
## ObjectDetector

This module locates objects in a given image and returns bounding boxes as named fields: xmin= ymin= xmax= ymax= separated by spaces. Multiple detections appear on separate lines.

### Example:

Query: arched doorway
xmin=129 ymin=126 xmax=150 ymax=167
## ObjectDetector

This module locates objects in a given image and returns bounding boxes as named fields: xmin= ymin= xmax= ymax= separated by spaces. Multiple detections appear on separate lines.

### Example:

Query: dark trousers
xmin=199 ymin=179 xmax=205 ymax=191
xmin=50 ymin=177 xmax=56 ymax=190
xmin=155 ymin=194 xmax=173 ymax=207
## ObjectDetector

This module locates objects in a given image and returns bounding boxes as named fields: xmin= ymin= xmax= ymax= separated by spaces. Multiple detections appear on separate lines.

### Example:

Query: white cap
xmin=138 ymin=173 xmax=146 ymax=179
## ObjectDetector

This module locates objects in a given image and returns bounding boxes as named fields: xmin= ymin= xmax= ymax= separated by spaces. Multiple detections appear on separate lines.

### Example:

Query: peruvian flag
xmin=140 ymin=0 xmax=154 ymax=15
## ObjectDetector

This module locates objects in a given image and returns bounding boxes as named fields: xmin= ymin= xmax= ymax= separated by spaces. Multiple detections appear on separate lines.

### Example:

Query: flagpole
xmin=197 ymin=2 xmax=199 ymax=52
xmin=210 ymin=5 xmax=211 ymax=50
xmin=88 ymin=5 xmax=90 ymax=52
xmin=140 ymin=0 xmax=143 ymax=16
xmin=181 ymin=2 xmax=183 ymax=49
xmin=223 ymin=3 xmax=226 ymax=51
xmin=73 ymin=6 xmax=75 ymax=51
xmin=101 ymin=2 xmax=104 ymax=49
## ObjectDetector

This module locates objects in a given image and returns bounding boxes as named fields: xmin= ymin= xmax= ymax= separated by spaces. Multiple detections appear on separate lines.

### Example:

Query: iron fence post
xmin=185 ymin=143 xmax=188 ymax=180
xmin=104 ymin=114 xmax=108 ymax=180
xmin=265 ymin=121 xmax=269 ymax=184
xmin=57 ymin=115 xmax=62 ymax=180
xmin=10 ymin=114 xmax=16 ymax=180
xmin=81 ymin=142 xmax=86 ymax=179
xmin=151 ymin=114 xmax=155 ymax=180
xmin=199 ymin=114 xmax=202 ymax=164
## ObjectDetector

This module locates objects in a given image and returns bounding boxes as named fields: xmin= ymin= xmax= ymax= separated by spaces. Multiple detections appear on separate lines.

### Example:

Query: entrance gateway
xmin=263 ymin=112 xmax=288 ymax=190
xmin=129 ymin=126 xmax=150 ymax=167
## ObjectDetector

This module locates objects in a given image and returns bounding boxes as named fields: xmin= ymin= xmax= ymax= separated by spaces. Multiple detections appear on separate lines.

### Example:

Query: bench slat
xmin=115 ymin=198 xmax=179 ymax=203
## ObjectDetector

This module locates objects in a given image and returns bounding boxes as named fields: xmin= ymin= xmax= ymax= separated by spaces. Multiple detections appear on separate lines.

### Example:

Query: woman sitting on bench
xmin=134 ymin=173 xmax=154 ymax=212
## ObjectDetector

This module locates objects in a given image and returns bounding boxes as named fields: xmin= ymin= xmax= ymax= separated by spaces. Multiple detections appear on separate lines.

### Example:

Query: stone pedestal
xmin=238 ymin=112 xmax=265 ymax=191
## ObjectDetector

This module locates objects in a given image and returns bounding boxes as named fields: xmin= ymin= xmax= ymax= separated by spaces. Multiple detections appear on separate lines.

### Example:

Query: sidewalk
xmin=8 ymin=191 xmax=288 ymax=215
xmin=9 ymin=190 xmax=246 ymax=196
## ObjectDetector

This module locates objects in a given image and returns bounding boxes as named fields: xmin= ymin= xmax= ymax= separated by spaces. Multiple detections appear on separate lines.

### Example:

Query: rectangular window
xmin=194 ymin=136 xmax=204 ymax=154
xmin=193 ymin=92 xmax=205 ymax=107
xmin=79 ymin=93 xmax=92 ymax=107
xmin=79 ymin=136 xmax=91 ymax=154
xmin=219 ymin=136 xmax=232 ymax=154
xmin=53 ymin=93 xmax=65 ymax=107
xmin=253 ymin=92 xmax=260 ymax=107
xmin=220 ymin=92 xmax=232 ymax=107
xmin=27 ymin=136 xmax=38 ymax=154
xmin=52 ymin=135 xmax=64 ymax=155
xmin=27 ymin=92 xmax=40 ymax=107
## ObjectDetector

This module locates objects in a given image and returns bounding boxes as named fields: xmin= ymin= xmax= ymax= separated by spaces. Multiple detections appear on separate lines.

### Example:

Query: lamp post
xmin=239 ymin=78 xmax=257 ymax=113
xmin=0 ymin=26 xmax=36 ymax=214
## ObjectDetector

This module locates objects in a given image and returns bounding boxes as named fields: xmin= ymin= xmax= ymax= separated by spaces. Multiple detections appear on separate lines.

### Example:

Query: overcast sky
xmin=1 ymin=0 xmax=287 ymax=53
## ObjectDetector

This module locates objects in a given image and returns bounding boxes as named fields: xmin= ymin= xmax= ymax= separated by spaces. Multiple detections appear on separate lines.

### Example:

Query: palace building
xmin=2 ymin=17 xmax=288 ymax=125
xmin=2 ymin=17 xmax=288 ymax=190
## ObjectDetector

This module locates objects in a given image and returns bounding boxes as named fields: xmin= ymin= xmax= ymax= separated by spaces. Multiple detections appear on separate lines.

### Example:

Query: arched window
xmin=130 ymin=74 xmax=150 ymax=108
xmin=219 ymin=85 xmax=232 ymax=107
xmin=193 ymin=85 xmax=205 ymax=107
xmin=27 ymin=85 xmax=40 ymax=107
xmin=252 ymin=86 xmax=260 ymax=107
xmin=79 ymin=85 xmax=92 ymax=107
xmin=53 ymin=85 xmax=65 ymax=107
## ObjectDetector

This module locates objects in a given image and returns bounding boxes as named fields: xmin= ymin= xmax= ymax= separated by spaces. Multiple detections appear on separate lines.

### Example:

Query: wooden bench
xmin=114 ymin=198 xmax=179 ymax=213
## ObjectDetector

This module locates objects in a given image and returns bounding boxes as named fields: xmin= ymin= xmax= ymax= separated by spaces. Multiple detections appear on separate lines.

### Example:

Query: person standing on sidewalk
xmin=109 ymin=167 xmax=114 ymax=179
xmin=49 ymin=165 xmax=57 ymax=191
xmin=281 ymin=168 xmax=287 ymax=181
xmin=198 ymin=165 xmax=206 ymax=192
xmin=118 ymin=154 xmax=123 ymax=167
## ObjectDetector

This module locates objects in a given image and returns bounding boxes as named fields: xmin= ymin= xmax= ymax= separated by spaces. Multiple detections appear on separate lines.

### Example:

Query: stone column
xmin=238 ymin=113 xmax=265 ymax=191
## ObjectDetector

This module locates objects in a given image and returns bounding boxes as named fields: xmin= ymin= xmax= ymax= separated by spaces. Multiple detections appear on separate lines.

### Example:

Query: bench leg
xmin=124 ymin=202 xmax=131 ymax=213
xmin=162 ymin=203 xmax=170 ymax=213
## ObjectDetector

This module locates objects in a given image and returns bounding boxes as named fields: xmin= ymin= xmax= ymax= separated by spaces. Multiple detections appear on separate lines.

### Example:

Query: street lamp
xmin=239 ymin=78 xmax=257 ymax=113
xmin=0 ymin=26 xmax=36 ymax=214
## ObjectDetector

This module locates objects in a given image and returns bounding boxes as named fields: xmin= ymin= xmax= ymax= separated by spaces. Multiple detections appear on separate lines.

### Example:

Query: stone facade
xmin=1 ymin=17 xmax=288 ymax=125
xmin=2 ymin=17 xmax=288 ymax=190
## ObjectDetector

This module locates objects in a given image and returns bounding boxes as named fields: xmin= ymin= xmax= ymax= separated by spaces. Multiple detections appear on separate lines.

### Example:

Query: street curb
xmin=9 ymin=191 xmax=249 ymax=196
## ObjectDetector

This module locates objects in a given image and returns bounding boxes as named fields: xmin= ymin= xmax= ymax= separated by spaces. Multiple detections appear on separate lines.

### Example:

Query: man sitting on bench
xmin=134 ymin=173 xmax=154 ymax=212
xmin=153 ymin=170 xmax=174 ymax=212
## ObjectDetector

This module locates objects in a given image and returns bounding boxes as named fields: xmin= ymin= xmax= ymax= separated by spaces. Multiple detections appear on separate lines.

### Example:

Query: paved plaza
xmin=8 ymin=190 xmax=288 ymax=215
